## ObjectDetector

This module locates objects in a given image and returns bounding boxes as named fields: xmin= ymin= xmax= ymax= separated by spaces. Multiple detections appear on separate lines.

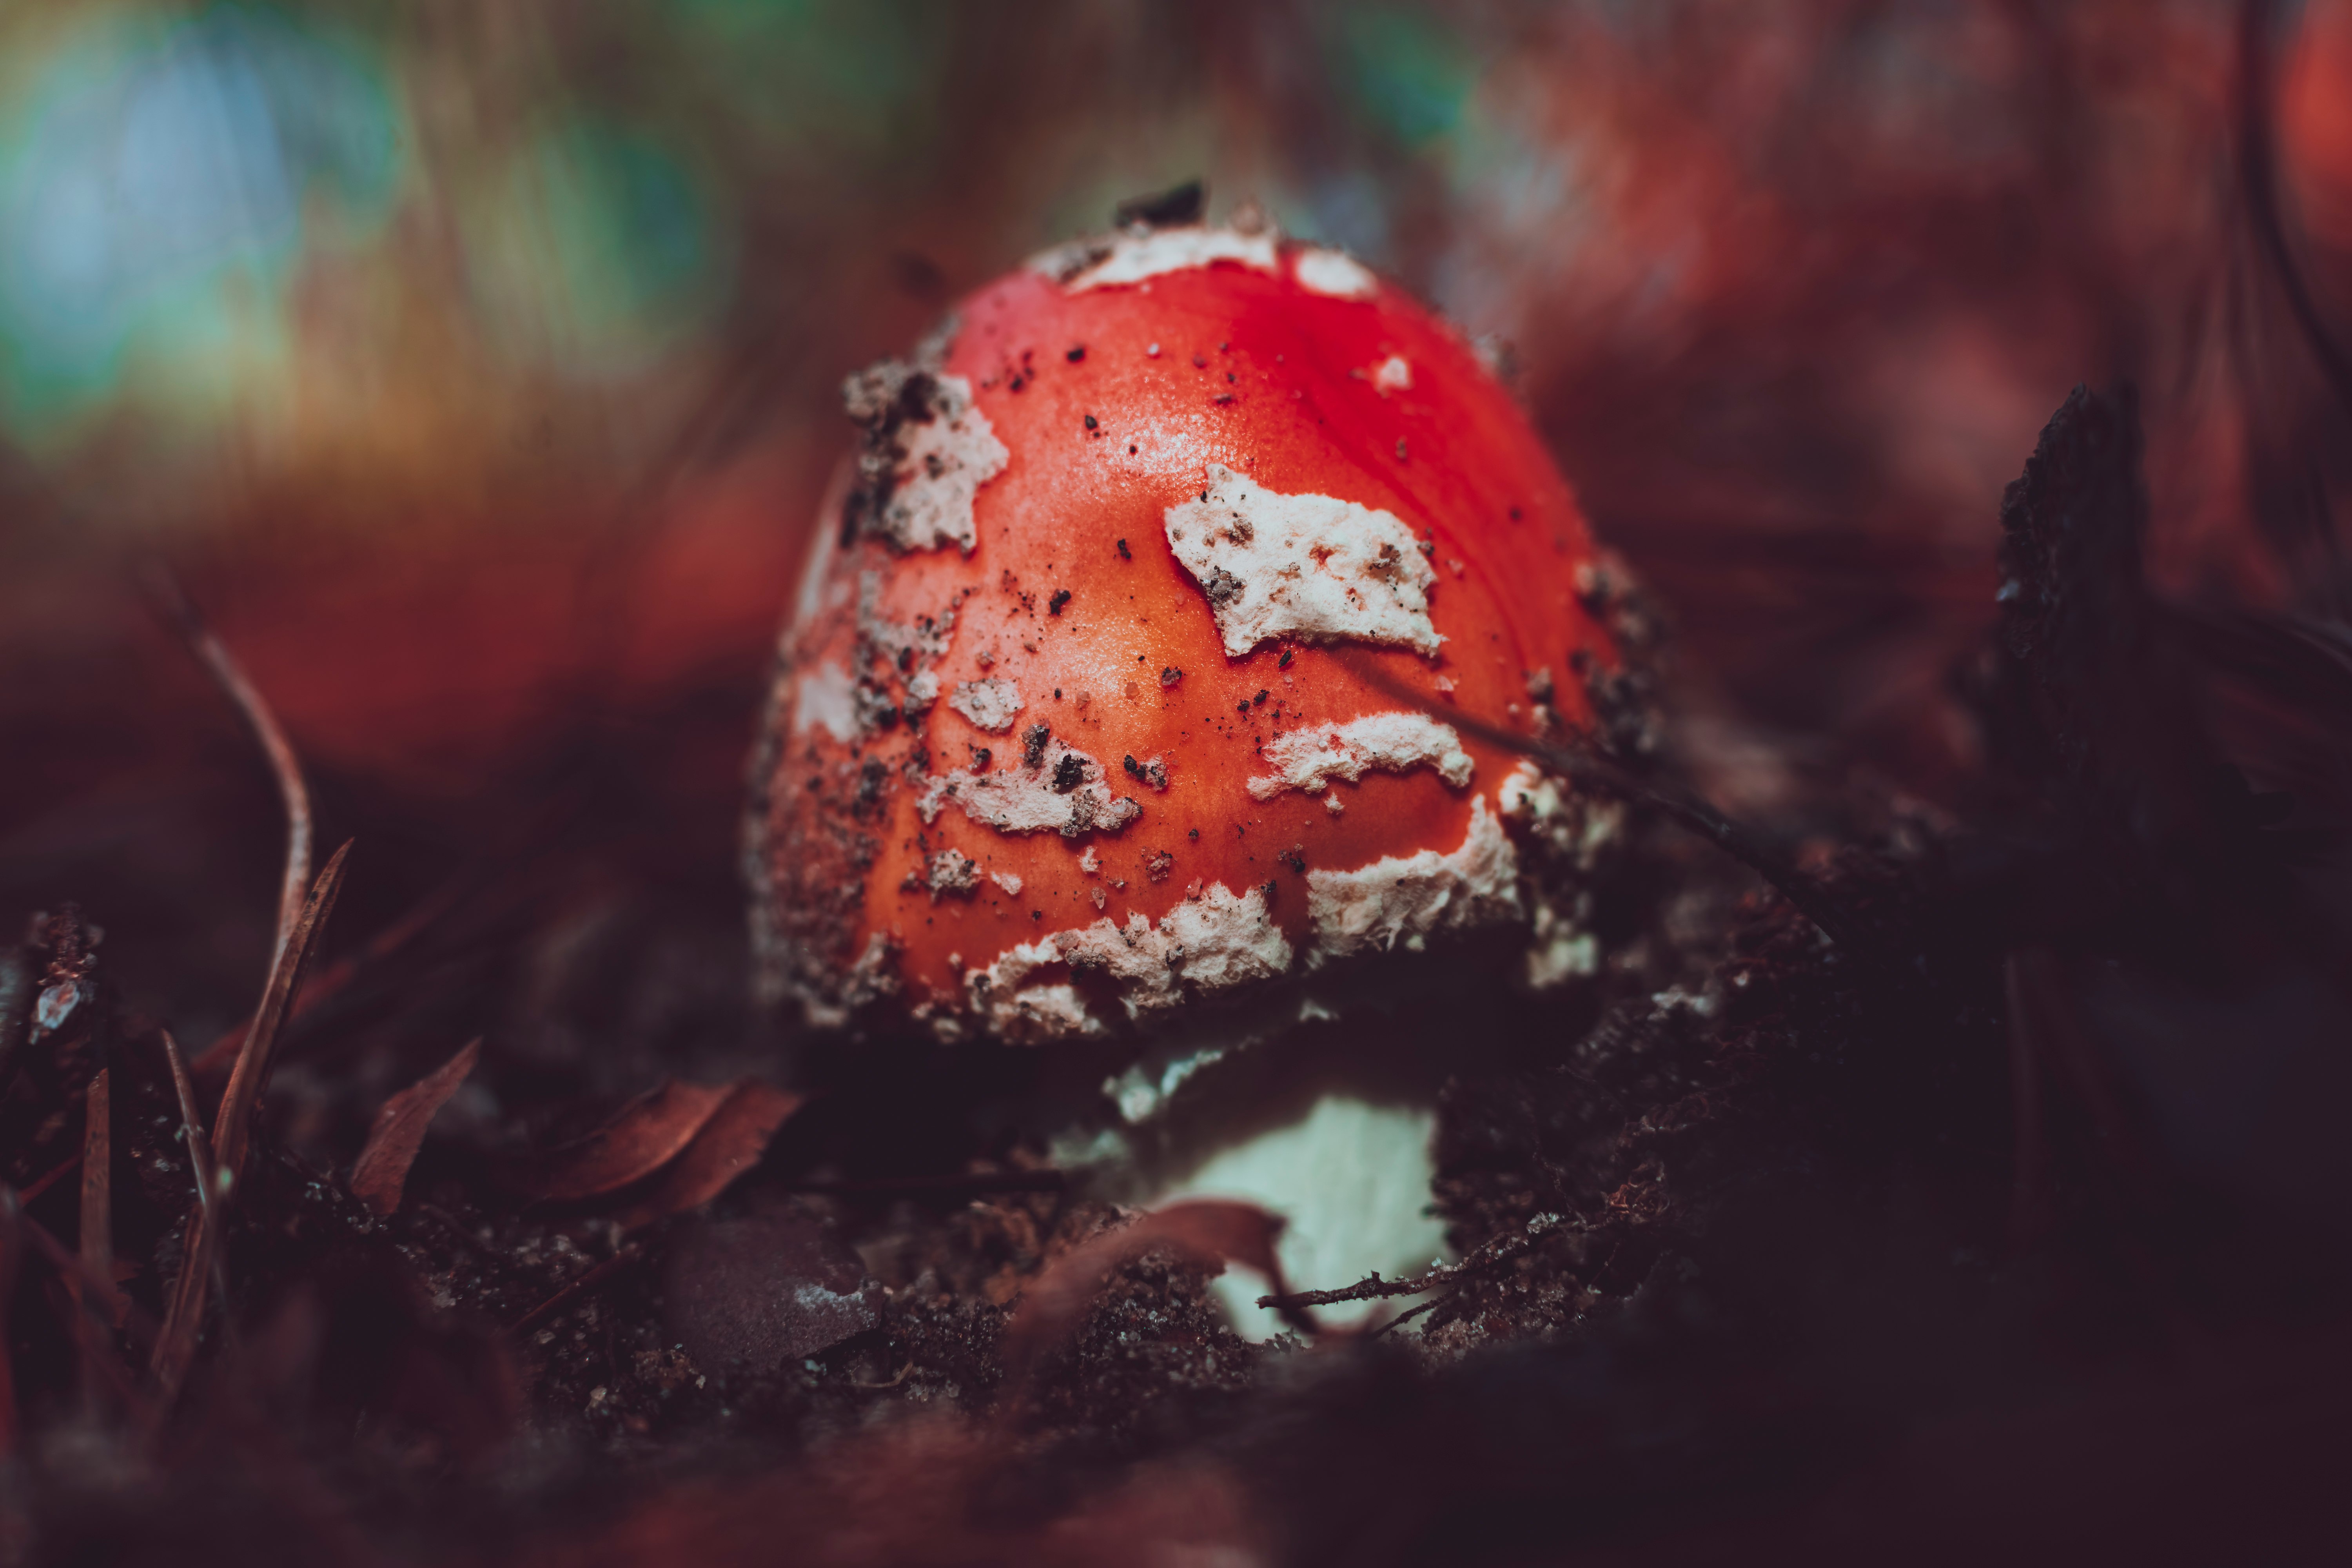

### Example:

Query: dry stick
xmin=158 ymin=1029 xmax=235 ymax=1323
xmin=80 ymin=1069 xmax=111 ymax=1305
xmin=851 ymin=1354 xmax=913 ymax=1392
xmin=157 ymin=1031 xmax=220 ymax=1218
xmin=1258 ymin=1213 xmax=1570 ymax=1314
xmin=149 ymin=844 xmax=353 ymax=1413
xmin=147 ymin=569 xmax=313 ymax=967
xmin=189 ymin=871 xmax=468 ymax=1079
xmin=18 ymin=1153 xmax=80 ymax=1207
xmin=77 ymin=1067 xmax=121 ymax=1416
xmin=212 ymin=842 xmax=352 ymax=1182
xmin=3 ymin=1190 xmax=156 ymax=1440
xmin=139 ymin=583 xmax=326 ymax=1419
xmin=10 ymin=1196 xmax=147 ymax=1338
xmin=1344 ymin=658 xmax=1875 ymax=956
xmin=508 ymin=1246 xmax=643 ymax=1337
xmin=37 ymin=1279 xmax=148 ymax=1421
xmin=1367 ymin=1295 xmax=1445 ymax=1342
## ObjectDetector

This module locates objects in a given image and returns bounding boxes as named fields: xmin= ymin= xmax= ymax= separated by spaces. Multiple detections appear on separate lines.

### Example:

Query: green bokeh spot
xmin=491 ymin=116 xmax=729 ymax=373
xmin=1336 ymin=5 xmax=1475 ymax=147
xmin=0 ymin=6 xmax=404 ymax=434
xmin=668 ymin=0 xmax=947 ymax=148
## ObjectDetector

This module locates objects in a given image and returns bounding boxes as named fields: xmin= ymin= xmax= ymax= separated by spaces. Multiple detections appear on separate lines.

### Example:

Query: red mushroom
xmin=749 ymin=209 xmax=1635 ymax=1058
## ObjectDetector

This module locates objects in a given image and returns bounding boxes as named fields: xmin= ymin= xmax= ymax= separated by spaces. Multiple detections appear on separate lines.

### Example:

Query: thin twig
xmin=211 ymin=842 xmax=353 ymax=1182
xmin=508 ymin=1246 xmax=643 ymax=1337
xmin=848 ymin=1357 xmax=916 ymax=1390
xmin=18 ymin=1153 xmax=80 ymax=1207
xmin=38 ymin=1275 xmax=147 ymax=1420
xmin=7 ymin=1189 xmax=155 ymax=1352
xmin=150 ymin=844 xmax=353 ymax=1411
xmin=157 ymin=1031 xmax=220 ymax=1216
xmin=190 ymin=870 xmax=470 ymax=1079
xmin=1345 ymin=657 xmax=1874 ymax=954
xmin=145 ymin=569 xmax=313 ymax=967
xmin=1367 ymin=1295 xmax=1446 ymax=1342
xmin=80 ymin=1068 xmax=115 ymax=1333
xmin=160 ymin=1027 xmax=244 ymax=1344
xmin=1258 ymin=1213 xmax=1568 ymax=1313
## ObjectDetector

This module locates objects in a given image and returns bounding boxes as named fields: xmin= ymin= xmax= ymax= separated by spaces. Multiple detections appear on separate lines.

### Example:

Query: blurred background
xmin=6 ymin=0 xmax=2352 ymax=1049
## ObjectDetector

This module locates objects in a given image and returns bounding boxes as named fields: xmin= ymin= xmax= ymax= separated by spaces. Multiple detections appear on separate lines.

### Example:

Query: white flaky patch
xmin=1372 ymin=354 xmax=1412 ymax=393
xmin=1106 ymin=1043 xmax=1232 ymax=1125
xmin=789 ymin=662 xmax=858 ymax=743
xmin=1247 ymin=712 xmax=1474 ymax=801
xmin=857 ymin=573 xmax=956 ymax=667
xmin=924 ymin=850 xmax=979 ymax=898
xmin=990 ymin=870 xmax=1024 ymax=897
xmin=1294 ymin=247 xmax=1379 ymax=299
xmin=1164 ymin=465 xmax=1440 ymax=657
xmin=1499 ymin=759 xmax=1622 ymax=990
xmin=851 ymin=372 xmax=1007 ymax=553
xmin=1501 ymin=760 xmax=1622 ymax=862
xmin=948 ymin=677 xmax=1023 ymax=733
xmin=903 ymin=670 xmax=939 ymax=715
xmin=1057 ymin=883 xmax=1294 ymax=1020
xmin=967 ymin=882 xmax=1293 ymax=1043
xmin=1523 ymin=902 xmax=1600 ymax=989
xmin=1497 ymin=760 xmax=1560 ymax=822
xmin=1061 ymin=225 xmax=1279 ymax=291
xmin=802 ymin=931 xmax=897 ymax=1031
xmin=964 ymin=941 xmax=1109 ymax=1045
xmin=918 ymin=738 xmax=1142 ymax=839
xmin=1307 ymin=795 xmax=1521 ymax=957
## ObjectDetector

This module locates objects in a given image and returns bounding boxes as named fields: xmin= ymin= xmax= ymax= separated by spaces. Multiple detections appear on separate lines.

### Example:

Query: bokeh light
xmin=0 ymin=0 xmax=2344 ymax=807
xmin=0 ymin=5 xmax=399 ymax=436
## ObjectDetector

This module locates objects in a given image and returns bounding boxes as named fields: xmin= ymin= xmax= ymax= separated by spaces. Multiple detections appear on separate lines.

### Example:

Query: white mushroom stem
xmin=1146 ymin=1094 xmax=1450 ymax=1341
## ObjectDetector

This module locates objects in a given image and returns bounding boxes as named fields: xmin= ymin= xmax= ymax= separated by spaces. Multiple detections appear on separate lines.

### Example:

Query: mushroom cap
xmin=751 ymin=223 xmax=1630 ymax=1044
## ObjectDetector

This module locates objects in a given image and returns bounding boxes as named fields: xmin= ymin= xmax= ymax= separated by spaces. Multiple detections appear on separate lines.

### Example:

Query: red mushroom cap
xmin=751 ymin=220 xmax=1632 ymax=1044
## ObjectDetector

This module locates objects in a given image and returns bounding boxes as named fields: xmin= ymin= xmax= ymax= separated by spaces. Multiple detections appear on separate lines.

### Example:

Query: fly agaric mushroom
xmin=749 ymin=200 xmax=1642 ymax=1328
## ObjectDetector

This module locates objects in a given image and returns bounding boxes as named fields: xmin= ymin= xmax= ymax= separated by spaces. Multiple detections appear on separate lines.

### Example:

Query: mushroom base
xmin=1141 ymin=1091 xmax=1449 ymax=1341
xmin=1040 ymin=975 xmax=1564 ymax=1338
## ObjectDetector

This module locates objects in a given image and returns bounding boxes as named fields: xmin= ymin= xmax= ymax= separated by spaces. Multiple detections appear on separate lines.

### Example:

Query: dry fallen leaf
xmin=349 ymin=1038 xmax=481 ymax=1218
xmin=609 ymin=1081 xmax=804 ymax=1232
xmin=506 ymin=1079 xmax=733 ymax=1203
xmin=1000 ymin=1199 xmax=1308 ymax=1389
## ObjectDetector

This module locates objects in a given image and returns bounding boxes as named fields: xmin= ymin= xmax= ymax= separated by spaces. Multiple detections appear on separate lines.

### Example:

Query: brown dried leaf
xmin=507 ymin=1079 xmax=733 ymax=1203
xmin=609 ymin=1081 xmax=804 ymax=1232
xmin=1000 ymin=1199 xmax=1309 ymax=1388
xmin=349 ymin=1038 xmax=480 ymax=1218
